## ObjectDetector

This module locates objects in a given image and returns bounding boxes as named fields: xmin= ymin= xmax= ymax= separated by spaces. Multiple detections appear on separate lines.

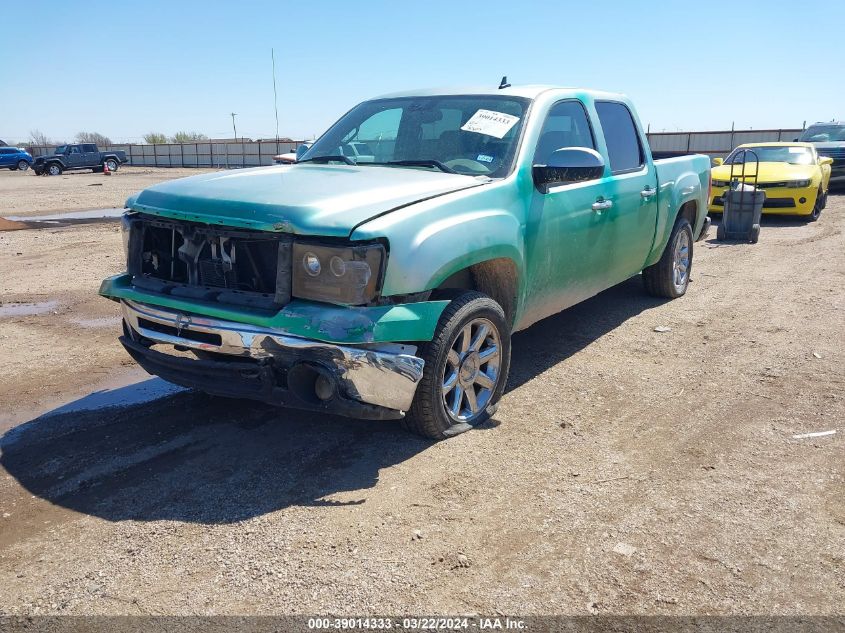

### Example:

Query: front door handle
xmin=592 ymin=198 xmax=613 ymax=212
xmin=641 ymin=187 xmax=657 ymax=198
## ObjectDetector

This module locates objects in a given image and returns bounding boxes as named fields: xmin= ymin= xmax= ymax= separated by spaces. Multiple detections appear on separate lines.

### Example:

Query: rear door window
xmin=595 ymin=101 xmax=644 ymax=174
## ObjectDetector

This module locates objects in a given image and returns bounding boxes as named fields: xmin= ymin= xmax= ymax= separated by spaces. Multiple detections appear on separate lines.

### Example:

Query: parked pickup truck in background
xmin=33 ymin=143 xmax=127 ymax=175
xmin=797 ymin=121 xmax=845 ymax=188
xmin=100 ymin=85 xmax=711 ymax=439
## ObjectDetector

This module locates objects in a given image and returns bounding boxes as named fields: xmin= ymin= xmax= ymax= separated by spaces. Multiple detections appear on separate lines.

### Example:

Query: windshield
xmin=54 ymin=145 xmax=67 ymax=154
xmin=301 ymin=95 xmax=530 ymax=177
xmin=726 ymin=146 xmax=815 ymax=165
xmin=798 ymin=125 xmax=845 ymax=142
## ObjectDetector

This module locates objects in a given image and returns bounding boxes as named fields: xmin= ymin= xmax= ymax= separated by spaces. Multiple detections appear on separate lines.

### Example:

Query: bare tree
xmin=29 ymin=129 xmax=53 ymax=146
xmin=75 ymin=131 xmax=113 ymax=146
xmin=171 ymin=131 xmax=208 ymax=143
xmin=143 ymin=132 xmax=168 ymax=144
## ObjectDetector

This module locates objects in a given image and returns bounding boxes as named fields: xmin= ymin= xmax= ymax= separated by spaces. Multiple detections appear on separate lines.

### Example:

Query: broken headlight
xmin=120 ymin=212 xmax=134 ymax=262
xmin=292 ymin=241 xmax=385 ymax=305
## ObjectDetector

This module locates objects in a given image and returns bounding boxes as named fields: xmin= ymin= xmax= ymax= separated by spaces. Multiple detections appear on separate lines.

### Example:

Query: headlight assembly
xmin=292 ymin=241 xmax=385 ymax=305
xmin=786 ymin=179 xmax=811 ymax=188
xmin=120 ymin=212 xmax=133 ymax=259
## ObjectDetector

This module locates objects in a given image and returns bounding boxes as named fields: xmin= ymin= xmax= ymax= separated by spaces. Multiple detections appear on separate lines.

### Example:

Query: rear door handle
xmin=641 ymin=187 xmax=657 ymax=198
xmin=592 ymin=198 xmax=613 ymax=212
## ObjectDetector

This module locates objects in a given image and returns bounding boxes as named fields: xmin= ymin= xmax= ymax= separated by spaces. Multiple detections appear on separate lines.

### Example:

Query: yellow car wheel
xmin=809 ymin=187 xmax=824 ymax=222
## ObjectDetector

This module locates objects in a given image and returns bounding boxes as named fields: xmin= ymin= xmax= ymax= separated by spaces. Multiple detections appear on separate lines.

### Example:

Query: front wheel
xmin=46 ymin=163 xmax=62 ymax=176
xmin=17 ymin=160 xmax=29 ymax=171
xmin=403 ymin=291 xmax=511 ymax=440
xmin=643 ymin=217 xmax=693 ymax=298
xmin=104 ymin=158 xmax=119 ymax=172
xmin=809 ymin=187 xmax=824 ymax=221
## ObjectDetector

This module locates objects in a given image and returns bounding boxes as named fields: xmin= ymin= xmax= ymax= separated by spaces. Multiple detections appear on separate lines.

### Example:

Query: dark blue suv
xmin=0 ymin=146 xmax=33 ymax=171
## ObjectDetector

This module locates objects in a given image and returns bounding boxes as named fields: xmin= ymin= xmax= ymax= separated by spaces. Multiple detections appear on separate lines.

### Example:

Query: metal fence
xmin=647 ymin=129 xmax=804 ymax=159
xmin=27 ymin=141 xmax=303 ymax=168
xmin=25 ymin=128 xmax=806 ymax=168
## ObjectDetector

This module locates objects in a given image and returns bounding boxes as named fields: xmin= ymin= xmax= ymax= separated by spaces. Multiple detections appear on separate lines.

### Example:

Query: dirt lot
xmin=0 ymin=179 xmax=842 ymax=616
xmin=0 ymin=166 xmax=220 ymax=218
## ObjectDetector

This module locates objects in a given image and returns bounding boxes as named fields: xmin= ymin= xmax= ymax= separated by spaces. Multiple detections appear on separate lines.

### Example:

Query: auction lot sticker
xmin=461 ymin=110 xmax=520 ymax=138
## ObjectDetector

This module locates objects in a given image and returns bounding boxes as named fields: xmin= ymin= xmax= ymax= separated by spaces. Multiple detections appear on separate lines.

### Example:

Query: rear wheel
xmin=750 ymin=223 xmax=760 ymax=244
xmin=403 ymin=291 xmax=511 ymax=440
xmin=17 ymin=160 xmax=29 ymax=171
xmin=47 ymin=163 xmax=62 ymax=176
xmin=716 ymin=223 xmax=726 ymax=241
xmin=643 ymin=217 xmax=693 ymax=298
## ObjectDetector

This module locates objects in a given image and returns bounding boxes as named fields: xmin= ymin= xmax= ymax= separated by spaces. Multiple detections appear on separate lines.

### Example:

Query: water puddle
xmin=0 ymin=300 xmax=60 ymax=318
xmin=5 ymin=208 xmax=124 ymax=222
xmin=70 ymin=316 xmax=122 ymax=329
xmin=0 ymin=370 xmax=188 ymax=436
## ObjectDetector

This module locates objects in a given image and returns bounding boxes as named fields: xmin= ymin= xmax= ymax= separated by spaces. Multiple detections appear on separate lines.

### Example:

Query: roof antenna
xmin=498 ymin=76 xmax=511 ymax=90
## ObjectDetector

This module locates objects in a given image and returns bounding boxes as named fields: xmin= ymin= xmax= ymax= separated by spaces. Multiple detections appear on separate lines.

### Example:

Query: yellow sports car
xmin=709 ymin=142 xmax=833 ymax=221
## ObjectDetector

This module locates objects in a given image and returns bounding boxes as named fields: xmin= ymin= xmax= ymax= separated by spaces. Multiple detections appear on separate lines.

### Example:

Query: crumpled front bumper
xmin=121 ymin=300 xmax=425 ymax=419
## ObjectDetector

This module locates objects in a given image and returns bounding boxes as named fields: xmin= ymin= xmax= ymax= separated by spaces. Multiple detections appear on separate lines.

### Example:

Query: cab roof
xmin=373 ymin=84 xmax=626 ymax=101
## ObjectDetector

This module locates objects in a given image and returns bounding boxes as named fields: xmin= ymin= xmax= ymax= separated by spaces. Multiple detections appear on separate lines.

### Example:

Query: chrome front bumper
xmin=121 ymin=300 xmax=425 ymax=413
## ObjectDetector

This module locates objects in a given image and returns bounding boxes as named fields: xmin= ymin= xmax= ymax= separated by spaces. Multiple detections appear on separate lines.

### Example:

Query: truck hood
xmin=127 ymin=164 xmax=486 ymax=236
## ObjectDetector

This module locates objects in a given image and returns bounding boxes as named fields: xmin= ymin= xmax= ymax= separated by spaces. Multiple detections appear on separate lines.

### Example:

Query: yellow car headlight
xmin=786 ymin=179 xmax=811 ymax=188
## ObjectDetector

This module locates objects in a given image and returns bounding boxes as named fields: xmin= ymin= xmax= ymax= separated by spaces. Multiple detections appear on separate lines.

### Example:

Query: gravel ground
xmin=0 ymin=167 xmax=220 ymax=218
xmin=0 ymin=190 xmax=842 ymax=616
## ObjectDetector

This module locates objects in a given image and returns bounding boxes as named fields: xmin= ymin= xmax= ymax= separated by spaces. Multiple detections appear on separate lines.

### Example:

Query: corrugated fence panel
xmin=647 ymin=134 xmax=688 ymax=152
xmin=689 ymin=133 xmax=732 ymax=152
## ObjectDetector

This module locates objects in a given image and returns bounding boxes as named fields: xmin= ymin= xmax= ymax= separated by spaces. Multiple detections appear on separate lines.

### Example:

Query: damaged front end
xmin=104 ymin=213 xmax=448 ymax=419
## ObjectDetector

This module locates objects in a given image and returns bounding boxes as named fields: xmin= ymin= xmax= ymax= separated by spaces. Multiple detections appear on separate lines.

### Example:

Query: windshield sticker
xmin=476 ymin=154 xmax=494 ymax=163
xmin=788 ymin=147 xmax=805 ymax=153
xmin=461 ymin=110 xmax=520 ymax=139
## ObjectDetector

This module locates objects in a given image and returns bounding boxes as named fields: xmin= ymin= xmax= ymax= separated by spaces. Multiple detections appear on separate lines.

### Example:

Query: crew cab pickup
xmin=100 ymin=85 xmax=711 ymax=439
xmin=33 ymin=143 xmax=127 ymax=175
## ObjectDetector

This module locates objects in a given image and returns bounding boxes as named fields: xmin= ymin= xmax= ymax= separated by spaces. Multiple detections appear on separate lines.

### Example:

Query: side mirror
xmin=820 ymin=156 xmax=833 ymax=166
xmin=295 ymin=144 xmax=309 ymax=161
xmin=712 ymin=157 xmax=724 ymax=166
xmin=533 ymin=147 xmax=605 ymax=191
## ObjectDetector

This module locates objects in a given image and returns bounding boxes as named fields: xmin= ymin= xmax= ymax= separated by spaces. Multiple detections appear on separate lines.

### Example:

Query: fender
xmin=350 ymin=183 xmax=525 ymax=297
xmin=644 ymin=168 xmax=705 ymax=267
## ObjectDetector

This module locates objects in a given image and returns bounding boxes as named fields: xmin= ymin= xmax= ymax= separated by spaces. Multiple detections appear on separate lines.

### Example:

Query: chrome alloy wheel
xmin=442 ymin=318 xmax=501 ymax=422
xmin=48 ymin=164 xmax=61 ymax=176
xmin=106 ymin=159 xmax=118 ymax=171
xmin=672 ymin=230 xmax=691 ymax=292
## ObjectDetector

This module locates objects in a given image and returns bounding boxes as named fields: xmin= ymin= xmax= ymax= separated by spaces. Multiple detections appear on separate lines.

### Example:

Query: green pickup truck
xmin=100 ymin=85 xmax=711 ymax=439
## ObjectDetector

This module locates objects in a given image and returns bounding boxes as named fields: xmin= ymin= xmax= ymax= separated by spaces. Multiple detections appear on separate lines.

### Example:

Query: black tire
xmin=642 ymin=217 xmax=694 ymax=299
xmin=809 ymin=187 xmax=823 ymax=222
xmin=46 ymin=162 xmax=63 ymax=176
xmin=403 ymin=291 xmax=511 ymax=440
xmin=17 ymin=160 xmax=29 ymax=171
xmin=820 ymin=190 xmax=828 ymax=210
xmin=750 ymin=223 xmax=760 ymax=244
xmin=716 ymin=223 xmax=726 ymax=241
xmin=104 ymin=158 xmax=119 ymax=172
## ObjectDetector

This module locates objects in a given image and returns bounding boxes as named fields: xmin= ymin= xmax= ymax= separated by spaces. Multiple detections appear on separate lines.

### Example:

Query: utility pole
xmin=271 ymin=48 xmax=280 ymax=141
xmin=230 ymin=112 xmax=238 ymax=142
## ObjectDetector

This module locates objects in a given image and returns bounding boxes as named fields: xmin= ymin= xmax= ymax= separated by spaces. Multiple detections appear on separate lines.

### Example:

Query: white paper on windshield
xmin=461 ymin=109 xmax=520 ymax=139
xmin=788 ymin=147 xmax=805 ymax=153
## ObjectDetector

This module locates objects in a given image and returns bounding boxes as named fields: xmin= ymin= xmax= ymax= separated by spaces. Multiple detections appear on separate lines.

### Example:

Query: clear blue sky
xmin=1 ymin=0 xmax=842 ymax=143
